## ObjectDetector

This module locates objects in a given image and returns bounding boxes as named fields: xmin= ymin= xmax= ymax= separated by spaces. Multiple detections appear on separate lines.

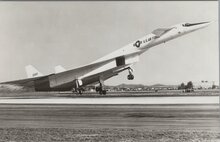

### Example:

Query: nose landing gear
xmin=127 ymin=67 xmax=134 ymax=80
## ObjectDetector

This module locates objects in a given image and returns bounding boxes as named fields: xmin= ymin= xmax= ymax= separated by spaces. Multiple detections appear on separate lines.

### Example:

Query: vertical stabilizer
xmin=55 ymin=65 xmax=66 ymax=73
xmin=25 ymin=65 xmax=43 ymax=78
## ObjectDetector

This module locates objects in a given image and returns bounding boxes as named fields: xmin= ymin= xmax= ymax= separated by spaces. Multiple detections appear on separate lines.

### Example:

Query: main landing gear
xmin=127 ymin=67 xmax=134 ymax=80
xmin=73 ymin=79 xmax=83 ymax=95
xmin=73 ymin=87 xmax=83 ymax=95
xmin=96 ymin=79 xmax=107 ymax=95
xmin=96 ymin=86 xmax=107 ymax=95
xmin=77 ymin=88 xmax=83 ymax=95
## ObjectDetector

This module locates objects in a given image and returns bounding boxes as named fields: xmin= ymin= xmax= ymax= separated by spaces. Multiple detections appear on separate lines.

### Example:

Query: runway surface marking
xmin=0 ymin=96 xmax=219 ymax=104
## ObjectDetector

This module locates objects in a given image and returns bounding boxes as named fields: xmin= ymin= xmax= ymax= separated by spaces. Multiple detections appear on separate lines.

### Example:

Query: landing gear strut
xmin=74 ymin=79 xmax=83 ymax=95
xmin=127 ymin=67 xmax=134 ymax=80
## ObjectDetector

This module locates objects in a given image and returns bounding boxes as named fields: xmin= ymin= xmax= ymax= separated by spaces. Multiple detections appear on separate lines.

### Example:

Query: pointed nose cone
xmin=182 ymin=21 xmax=211 ymax=34
xmin=198 ymin=21 xmax=212 ymax=28
xmin=190 ymin=21 xmax=211 ymax=31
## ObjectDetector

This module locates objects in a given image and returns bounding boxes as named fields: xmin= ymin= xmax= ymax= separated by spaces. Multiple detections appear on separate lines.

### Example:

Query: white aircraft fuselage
xmin=79 ymin=22 xmax=210 ymax=84
xmin=0 ymin=21 xmax=210 ymax=94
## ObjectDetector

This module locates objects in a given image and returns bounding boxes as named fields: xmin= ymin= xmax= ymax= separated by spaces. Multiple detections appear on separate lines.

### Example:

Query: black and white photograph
xmin=0 ymin=1 xmax=219 ymax=142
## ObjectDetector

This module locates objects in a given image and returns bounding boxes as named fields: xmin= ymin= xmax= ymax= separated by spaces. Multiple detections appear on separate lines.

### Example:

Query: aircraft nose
xmin=193 ymin=21 xmax=211 ymax=30
xmin=191 ymin=21 xmax=211 ymax=27
xmin=183 ymin=21 xmax=211 ymax=32
xmin=197 ymin=21 xmax=211 ymax=27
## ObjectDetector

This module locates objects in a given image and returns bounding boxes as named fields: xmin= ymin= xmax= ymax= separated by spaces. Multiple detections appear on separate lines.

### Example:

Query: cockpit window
xmin=182 ymin=23 xmax=190 ymax=27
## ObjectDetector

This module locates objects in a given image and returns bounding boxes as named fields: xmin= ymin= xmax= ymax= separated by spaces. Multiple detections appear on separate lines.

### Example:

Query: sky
xmin=0 ymin=1 xmax=218 ymax=86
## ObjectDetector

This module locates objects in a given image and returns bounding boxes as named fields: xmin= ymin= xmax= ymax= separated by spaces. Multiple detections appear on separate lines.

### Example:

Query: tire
xmin=127 ymin=74 xmax=134 ymax=80
xmin=127 ymin=75 xmax=131 ymax=80
xmin=78 ymin=90 xmax=82 ymax=95
xmin=99 ymin=90 xmax=103 ymax=95
xmin=102 ymin=90 xmax=107 ymax=95
xmin=130 ymin=75 xmax=134 ymax=80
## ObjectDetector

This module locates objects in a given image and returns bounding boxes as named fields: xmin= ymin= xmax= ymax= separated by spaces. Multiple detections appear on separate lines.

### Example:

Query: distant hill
xmin=150 ymin=84 xmax=178 ymax=88
xmin=106 ymin=83 xmax=178 ymax=89
xmin=151 ymin=84 xmax=166 ymax=87
xmin=115 ymin=83 xmax=146 ymax=89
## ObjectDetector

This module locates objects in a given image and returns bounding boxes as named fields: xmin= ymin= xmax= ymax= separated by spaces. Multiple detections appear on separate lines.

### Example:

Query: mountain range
xmin=105 ymin=83 xmax=178 ymax=89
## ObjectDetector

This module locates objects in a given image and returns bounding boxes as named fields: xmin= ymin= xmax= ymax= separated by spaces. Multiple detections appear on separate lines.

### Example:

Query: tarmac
xmin=0 ymin=94 xmax=219 ymax=141
xmin=0 ymin=95 xmax=219 ymax=130
xmin=0 ymin=103 xmax=219 ymax=130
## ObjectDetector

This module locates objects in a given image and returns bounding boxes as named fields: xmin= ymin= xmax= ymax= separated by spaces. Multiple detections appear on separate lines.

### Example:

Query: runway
xmin=0 ymin=96 xmax=219 ymax=104
xmin=0 ymin=104 xmax=219 ymax=129
xmin=0 ymin=95 xmax=219 ymax=141
xmin=0 ymin=103 xmax=219 ymax=141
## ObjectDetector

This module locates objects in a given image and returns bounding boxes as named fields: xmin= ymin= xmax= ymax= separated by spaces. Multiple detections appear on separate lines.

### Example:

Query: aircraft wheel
xmin=102 ymin=90 xmax=107 ymax=95
xmin=78 ymin=89 xmax=82 ymax=95
xmin=131 ymin=75 xmax=134 ymax=80
xmin=98 ymin=90 xmax=106 ymax=95
xmin=96 ymin=87 xmax=100 ymax=92
xmin=127 ymin=74 xmax=134 ymax=80
xmin=99 ymin=90 xmax=103 ymax=95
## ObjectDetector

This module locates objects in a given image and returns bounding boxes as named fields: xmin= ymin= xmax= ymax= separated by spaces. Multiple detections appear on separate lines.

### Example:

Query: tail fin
xmin=55 ymin=65 xmax=66 ymax=73
xmin=25 ymin=65 xmax=43 ymax=78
